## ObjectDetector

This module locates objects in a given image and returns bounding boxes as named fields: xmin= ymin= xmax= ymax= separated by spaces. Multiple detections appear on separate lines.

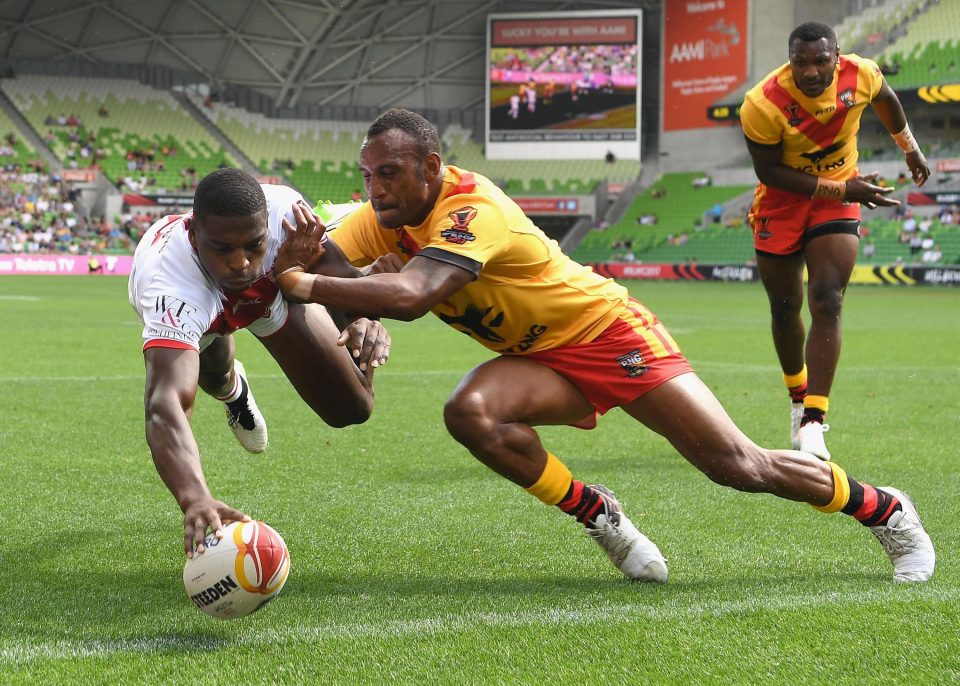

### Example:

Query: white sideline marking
xmin=0 ymin=370 xmax=463 ymax=383
xmin=1 ymin=586 xmax=955 ymax=664
xmin=0 ymin=295 xmax=40 ymax=301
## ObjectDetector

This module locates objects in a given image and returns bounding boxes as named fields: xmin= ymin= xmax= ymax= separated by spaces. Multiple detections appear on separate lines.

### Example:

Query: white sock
xmin=213 ymin=367 xmax=243 ymax=403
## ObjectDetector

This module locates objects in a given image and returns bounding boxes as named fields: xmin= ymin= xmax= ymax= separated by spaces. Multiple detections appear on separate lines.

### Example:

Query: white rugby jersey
xmin=128 ymin=184 xmax=310 ymax=352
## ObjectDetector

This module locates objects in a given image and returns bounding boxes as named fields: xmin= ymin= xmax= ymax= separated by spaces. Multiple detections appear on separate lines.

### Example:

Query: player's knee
xmin=769 ymin=296 xmax=801 ymax=325
xmin=807 ymin=286 xmax=844 ymax=320
xmin=443 ymin=389 xmax=496 ymax=448
xmin=324 ymin=395 xmax=374 ymax=428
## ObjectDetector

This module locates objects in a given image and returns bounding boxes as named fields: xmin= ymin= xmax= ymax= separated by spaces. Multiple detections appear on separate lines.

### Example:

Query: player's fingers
xmin=358 ymin=321 xmax=380 ymax=367
xmin=336 ymin=328 xmax=349 ymax=347
xmin=291 ymin=201 xmax=313 ymax=235
xmin=373 ymin=329 xmax=392 ymax=367
xmin=208 ymin=512 xmax=225 ymax=540
xmin=219 ymin=507 xmax=252 ymax=527
xmin=297 ymin=199 xmax=318 ymax=232
xmin=281 ymin=216 xmax=294 ymax=239
xmin=185 ymin=516 xmax=208 ymax=558
xmin=350 ymin=323 xmax=368 ymax=368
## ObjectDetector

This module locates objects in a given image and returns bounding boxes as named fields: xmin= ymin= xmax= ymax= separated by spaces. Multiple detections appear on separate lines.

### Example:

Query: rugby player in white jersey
xmin=129 ymin=168 xmax=390 ymax=556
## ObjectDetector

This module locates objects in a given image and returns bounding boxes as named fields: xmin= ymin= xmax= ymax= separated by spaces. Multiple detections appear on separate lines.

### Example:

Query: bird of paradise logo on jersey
xmin=232 ymin=521 xmax=291 ymax=595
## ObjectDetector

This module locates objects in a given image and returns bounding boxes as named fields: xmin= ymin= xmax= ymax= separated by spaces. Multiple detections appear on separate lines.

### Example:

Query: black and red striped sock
xmin=800 ymin=408 xmax=825 ymax=427
xmin=558 ymin=480 xmax=606 ymax=527
xmin=842 ymin=478 xmax=902 ymax=527
xmin=788 ymin=381 xmax=808 ymax=404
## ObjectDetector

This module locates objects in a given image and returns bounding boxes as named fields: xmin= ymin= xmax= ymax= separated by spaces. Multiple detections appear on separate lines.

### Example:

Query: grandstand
xmin=1 ymin=76 xmax=237 ymax=193
xmin=833 ymin=0 xmax=926 ymax=54
xmin=878 ymin=0 xmax=960 ymax=89
xmin=0 ymin=0 xmax=954 ymax=273
xmin=572 ymin=173 xmax=754 ymax=264
xmin=187 ymin=94 xmax=367 ymax=203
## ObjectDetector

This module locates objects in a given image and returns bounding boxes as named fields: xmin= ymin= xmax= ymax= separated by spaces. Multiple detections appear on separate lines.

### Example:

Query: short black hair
xmin=367 ymin=108 xmax=440 ymax=158
xmin=193 ymin=167 xmax=266 ymax=222
xmin=789 ymin=21 xmax=836 ymax=48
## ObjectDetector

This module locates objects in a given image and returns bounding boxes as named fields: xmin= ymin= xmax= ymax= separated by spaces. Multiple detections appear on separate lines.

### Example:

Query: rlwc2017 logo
xmin=838 ymin=88 xmax=856 ymax=108
xmin=756 ymin=217 xmax=772 ymax=240
xmin=442 ymin=206 xmax=478 ymax=244
xmin=784 ymin=103 xmax=802 ymax=127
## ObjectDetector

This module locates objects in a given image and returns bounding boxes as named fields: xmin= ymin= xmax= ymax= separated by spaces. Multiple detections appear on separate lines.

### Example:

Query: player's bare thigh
xmin=621 ymin=371 xmax=755 ymax=464
xmin=257 ymin=302 xmax=373 ymax=426
xmin=447 ymin=355 xmax=594 ymax=427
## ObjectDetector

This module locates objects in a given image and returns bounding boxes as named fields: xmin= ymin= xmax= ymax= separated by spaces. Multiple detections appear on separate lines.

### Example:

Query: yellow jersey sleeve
xmin=328 ymin=204 xmax=393 ymax=268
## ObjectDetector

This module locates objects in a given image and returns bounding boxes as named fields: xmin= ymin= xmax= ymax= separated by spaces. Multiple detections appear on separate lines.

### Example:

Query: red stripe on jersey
xmin=394 ymin=228 xmax=421 ymax=257
xmin=762 ymin=58 xmax=860 ymax=149
xmin=144 ymin=339 xmax=194 ymax=351
xmin=205 ymin=275 xmax=279 ymax=336
xmin=448 ymin=172 xmax=477 ymax=197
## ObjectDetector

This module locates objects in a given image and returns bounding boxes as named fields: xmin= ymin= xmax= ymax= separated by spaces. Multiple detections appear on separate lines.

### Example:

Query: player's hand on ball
xmin=339 ymin=318 xmax=391 ymax=371
xmin=182 ymin=496 xmax=251 ymax=558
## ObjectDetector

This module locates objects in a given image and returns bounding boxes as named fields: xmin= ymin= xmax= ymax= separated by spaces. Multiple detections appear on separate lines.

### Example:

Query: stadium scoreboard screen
xmin=485 ymin=10 xmax=642 ymax=161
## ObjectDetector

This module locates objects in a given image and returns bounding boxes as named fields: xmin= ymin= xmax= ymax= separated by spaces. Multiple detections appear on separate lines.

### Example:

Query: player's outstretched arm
xmin=745 ymin=138 xmax=899 ymax=208
xmin=143 ymin=346 xmax=251 ymax=557
xmin=278 ymin=254 xmax=474 ymax=321
xmin=870 ymin=81 xmax=930 ymax=186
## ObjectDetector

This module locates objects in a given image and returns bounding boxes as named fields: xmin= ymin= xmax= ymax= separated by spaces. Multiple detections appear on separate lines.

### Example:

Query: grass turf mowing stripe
xmin=2 ymin=586 xmax=955 ymax=664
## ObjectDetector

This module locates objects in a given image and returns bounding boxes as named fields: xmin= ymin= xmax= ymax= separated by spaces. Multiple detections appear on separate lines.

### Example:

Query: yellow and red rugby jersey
xmin=330 ymin=165 xmax=630 ymax=354
xmin=740 ymin=53 xmax=884 ymax=181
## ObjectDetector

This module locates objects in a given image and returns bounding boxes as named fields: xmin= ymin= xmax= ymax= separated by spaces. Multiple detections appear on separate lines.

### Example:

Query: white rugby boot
xmin=870 ymin=488 xmax=935 ymax=583
xmin=586 ymin=485 xmax=668 ymax=582
xmin=797 ymin=420 xmax=831 ymax=461
xmin=790 ymin=402 xmax=804 ymax=449
xmin=224 ymin=360 xmax=268 ymax=453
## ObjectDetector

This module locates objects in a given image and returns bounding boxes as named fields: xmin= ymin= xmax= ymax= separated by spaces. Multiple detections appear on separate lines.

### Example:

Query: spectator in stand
xmin=909 ymin=234 xmax=923 ymax=256
xmin=902 ymin=212 xmax=917 ymax=235
xmin=922 ymin=244 xmax=942 ymax=264
xmin=862 ymin=240 xmax=876 ymax=260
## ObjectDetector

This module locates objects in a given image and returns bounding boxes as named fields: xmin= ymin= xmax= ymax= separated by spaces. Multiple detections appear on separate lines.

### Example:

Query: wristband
xmin=276 ymin=266 xmax=307 ymax=296
xmin=812 ymin=177 xmax=846 ymax=201
xmin=289 ymin=272 xmax=313 ymax=301
xmin=891 ymin=124 xmax=919 ymax=153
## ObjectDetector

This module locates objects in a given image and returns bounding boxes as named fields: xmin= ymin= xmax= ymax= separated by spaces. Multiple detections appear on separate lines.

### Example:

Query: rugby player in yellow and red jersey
xmin=275 ymin=107 xmax=933 ymax=583
xmin=740 ymin=21 xmax=929 ymax=460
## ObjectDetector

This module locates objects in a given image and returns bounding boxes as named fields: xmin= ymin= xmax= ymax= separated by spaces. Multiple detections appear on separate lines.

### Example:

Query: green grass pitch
xmin=1 ymin=275 xmax=957 ymax=684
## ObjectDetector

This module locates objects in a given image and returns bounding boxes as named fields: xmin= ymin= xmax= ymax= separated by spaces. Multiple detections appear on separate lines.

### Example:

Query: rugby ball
xmin=183 ymin=520 xmax=290 ymax=619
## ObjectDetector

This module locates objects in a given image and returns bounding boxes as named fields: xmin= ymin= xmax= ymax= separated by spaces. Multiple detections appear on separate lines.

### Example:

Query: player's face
xmin=359 ymin=129 xmax=439 ymax=229
xmin=789 ymin=37 xmax=839 ymax=98
xmin=188 ymin=212 xmax=268 ymax=293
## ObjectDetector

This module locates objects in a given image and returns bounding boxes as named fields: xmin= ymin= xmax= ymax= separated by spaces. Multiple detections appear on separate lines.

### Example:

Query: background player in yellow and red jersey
xmin=741 ymin=21 xmax=929 ymax=460
xmin=275 ymin=107 xmax=934 ymax=583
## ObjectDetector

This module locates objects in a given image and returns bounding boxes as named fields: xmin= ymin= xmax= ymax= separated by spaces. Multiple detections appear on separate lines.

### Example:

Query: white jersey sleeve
xmin=128 ymin=214 xmax=217 ymax=352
